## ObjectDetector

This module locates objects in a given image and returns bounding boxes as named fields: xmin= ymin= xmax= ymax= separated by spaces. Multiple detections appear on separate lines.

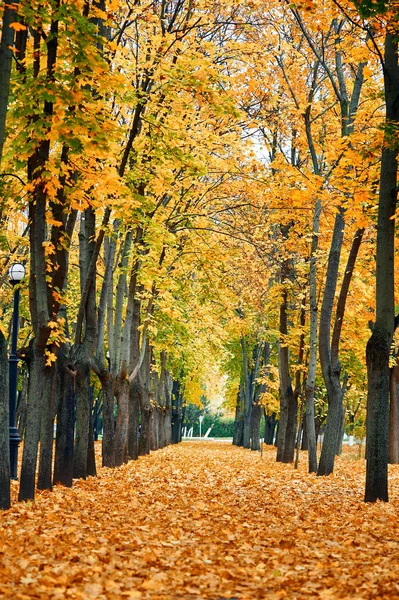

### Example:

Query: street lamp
xmin=199 ymin=414 xmax=204 ymax=438
xmin=9 ymin=262 xmax=25 ymax=480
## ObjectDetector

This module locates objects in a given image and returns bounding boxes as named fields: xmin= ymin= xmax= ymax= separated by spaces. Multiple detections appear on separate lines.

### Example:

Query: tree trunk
xmin=101 ymin=374 xmax=115 ymax=467
xmin=128 ymin=379 xmax=140 ymax=460
xmin=336 ymin=403 xmax=345 ymax=455
xmin=19 ymin=346 xmax=47 ymax=501
xmin=306 ymin=199 xmax=321 ymax=473
xmin=233 ymin=388 xmax=244 ymax=446
xmin=277 ymin=290 xmax=297 ymax=463
xmin=317 ymin=208 xmax=345 ymax=476
xmin=243 ymin=407 xmax=252 ymax=448
xmin=73 ymin=205 xmax=98 ymax=479
xmin=164 ymin=411 xmax=172 ymax=446
xmin=87 ymin=401 xmax=97 ymax=477
xmin=151 ymin=408 xmax=159 ymax=451
xmin=0 ymin=0 xmax=19 ymax=164
xmin=139 ymin=404 xmax=152 ymax=455
xmin=115 ymin=379 xmax=129 ymax=466
xmin=241 ymin=340 xmax=252 ymax=449
xmin=366 ymin=331 xmax=391 ymax=501
xmin=73 ymin=359 xmax=91 ymax=480
xmin=250 ymin=403 xmax=262 ymax=451
xmin=317 ymin=384 xmax=344 ymax=476
xmin=264 ymin=411 xmax=277 ymax=445
xmin=389 ymin=364 xmax=399 ymax=464
xmin=0 ymin=331 xmax=10 ymax=510
xmin=365 ymin=32 xmax=399 ymax=502
xmin=138 ymin=345 xmax=152 ymax=456
xmin=53 ymin=350 xmax=75 ymax=487
xmin=37 ymin=363 xmax=57 ymax=490
xmin=16 ymin=373 xmax=28 ymax=439
xmin=171 ymin=380 xmax=183 ymax=444
xmin=301 ymin=418 xmax=308 ymax=450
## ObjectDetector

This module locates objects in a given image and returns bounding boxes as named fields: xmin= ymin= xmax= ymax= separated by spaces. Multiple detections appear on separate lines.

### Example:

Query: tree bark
xmin=241 ymin=339 xmax=252 ymax=449
xmin=115 ymin=379 xmax=129 ymax=466
xmin=128 ymin=379 xmax=141 ymax=460
xmin=99 ymin=375 xmax=114 ymax=467
xmin=37 ymin=363 xmax=57 ymax=490
xmin=233 ymin=388 xmax=244 ymax=446
xmin=0 ymin=0 xmax=19 ymax=164
xmin=277 ymin=290 xmax=297 ymax=463
xmin=317 ymin=224 xmax=363 ymax=475
xmin=317 ymin=209 xmax=345 ymax=476
xmin=365 ymin=33 xmax=399 ymax=502
xmin=0 ymin=331 xmax=10 ymax=510
xmin=264 ymin=411 xmax=277 ymax=445
xmin=53 ymin=350 xmax=75 ymax=487
xmin=389 ymin=364 xmax=399 ymax=464
xmin=250 ymin=403 xmax=262 ymax=451
xmin=305 ymin=199 xmax=321 ymax=473
xmin=171 ymin=380 xmax=184 ymax=444
xmin=19 ymin=346 xmax=47 ymax=501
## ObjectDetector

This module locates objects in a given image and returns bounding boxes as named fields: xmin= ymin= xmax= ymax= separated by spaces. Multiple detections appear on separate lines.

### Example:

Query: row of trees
xmin=220 ymin=0 xmax=399 ymax=502
xmin=0 ymin=0 xmax=247 ymax=509
xmin=0 ymin=0 xmax=398 ymax=508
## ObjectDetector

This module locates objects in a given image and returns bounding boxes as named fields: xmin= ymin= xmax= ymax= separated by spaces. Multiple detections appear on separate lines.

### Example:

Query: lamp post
xmin=199 ymin=414 xmax=204 ymax=438
xmin=9 ymin=263 xmax=25 ymax=480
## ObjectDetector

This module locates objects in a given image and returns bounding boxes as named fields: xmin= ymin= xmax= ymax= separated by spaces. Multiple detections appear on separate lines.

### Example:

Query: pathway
xmin=1 ymin=442 xmax=399 ymax=599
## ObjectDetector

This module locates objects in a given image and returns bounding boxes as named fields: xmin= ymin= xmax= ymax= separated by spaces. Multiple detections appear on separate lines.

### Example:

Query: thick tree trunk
xmin=317 ymin=384 xmax=344 ymax=475
xmin=101 ymin=375 xmax=115 ymax=466
xmin=0 ymin=331 xmax=10 ymax=510
xmin=87 ymin=405 xmax=97 ymax=477
xmin=151 ymin=408 xmax=159 ymax=451
xmin=171 ymin=380 xmax=183 ymax=444
xmin=243 ymin=408 xmax=252 ymax=448
xmin=138 ymin=345 xmax=152 ymax=456
xmin=318 ymin=222 xmax=363 ymax=473
xmin=274 ymin=421 xmax=279 ymax=447
xmin=250 ymin=403 xmax=262 ymax=451
xmin=165 ymin=411 xmax=172 ymax=445
xmin=53 ymin=351 xmax=75 ymax=487
xmin=264 ymin=411 xmax=277 ymax=445
xmin=301 ymin=417 xmax=308 ymax=450
xmin=233 ymin=388 xmax=244 ymax=446
xmin=74 ymin=206 xmax=98 ymax=480
xmin=336 ymin=403 xmax=345 ymax=455
xmin=0 ymin=0 xmax=19 ymax=164
xmin=389 ymin=364 xmax=399 ymax=464
xmin=73 ymin=359 xmax=91 ymax=479
xmin=317 ymin=209 xmax=345 ymax=476
xmin=158 ymin=411 xmax=165 ymax=449
xmin=366 ymin=331 xmax=391 ymax=501
xmin=37 ymin=363 xmax=57 ymax=490
xmin=128 ymin=379 xmax=140 ymax=460
xmin=115 ymin=379 xmax=129 ymax=466
xmin=19 ymin=346 xmax=47 ymax=501
xmin=139 ymin=404 xmax=152 ymax=455
xmin=365 ymin=33 xmax=399 ymax=503
xmin=277 ymin=291 xmax=297 ymax=463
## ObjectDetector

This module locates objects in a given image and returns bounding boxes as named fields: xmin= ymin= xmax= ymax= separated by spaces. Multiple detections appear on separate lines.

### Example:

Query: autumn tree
xmin=362 ymin=6 xmax=399 ymax=502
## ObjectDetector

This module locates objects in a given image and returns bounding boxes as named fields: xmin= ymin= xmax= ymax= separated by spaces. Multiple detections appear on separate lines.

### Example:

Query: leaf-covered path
xmin=2 ymin=442 xmax=399 ymax=600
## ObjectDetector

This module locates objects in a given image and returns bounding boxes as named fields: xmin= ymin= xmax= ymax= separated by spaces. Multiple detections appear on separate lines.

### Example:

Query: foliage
xmin=3 ymin=442 xmax=399 ymax=598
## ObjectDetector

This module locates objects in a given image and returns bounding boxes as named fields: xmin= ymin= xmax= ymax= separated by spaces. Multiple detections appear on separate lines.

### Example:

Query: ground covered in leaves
xmin=2 ymin=442 xmax=399 ymax=599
